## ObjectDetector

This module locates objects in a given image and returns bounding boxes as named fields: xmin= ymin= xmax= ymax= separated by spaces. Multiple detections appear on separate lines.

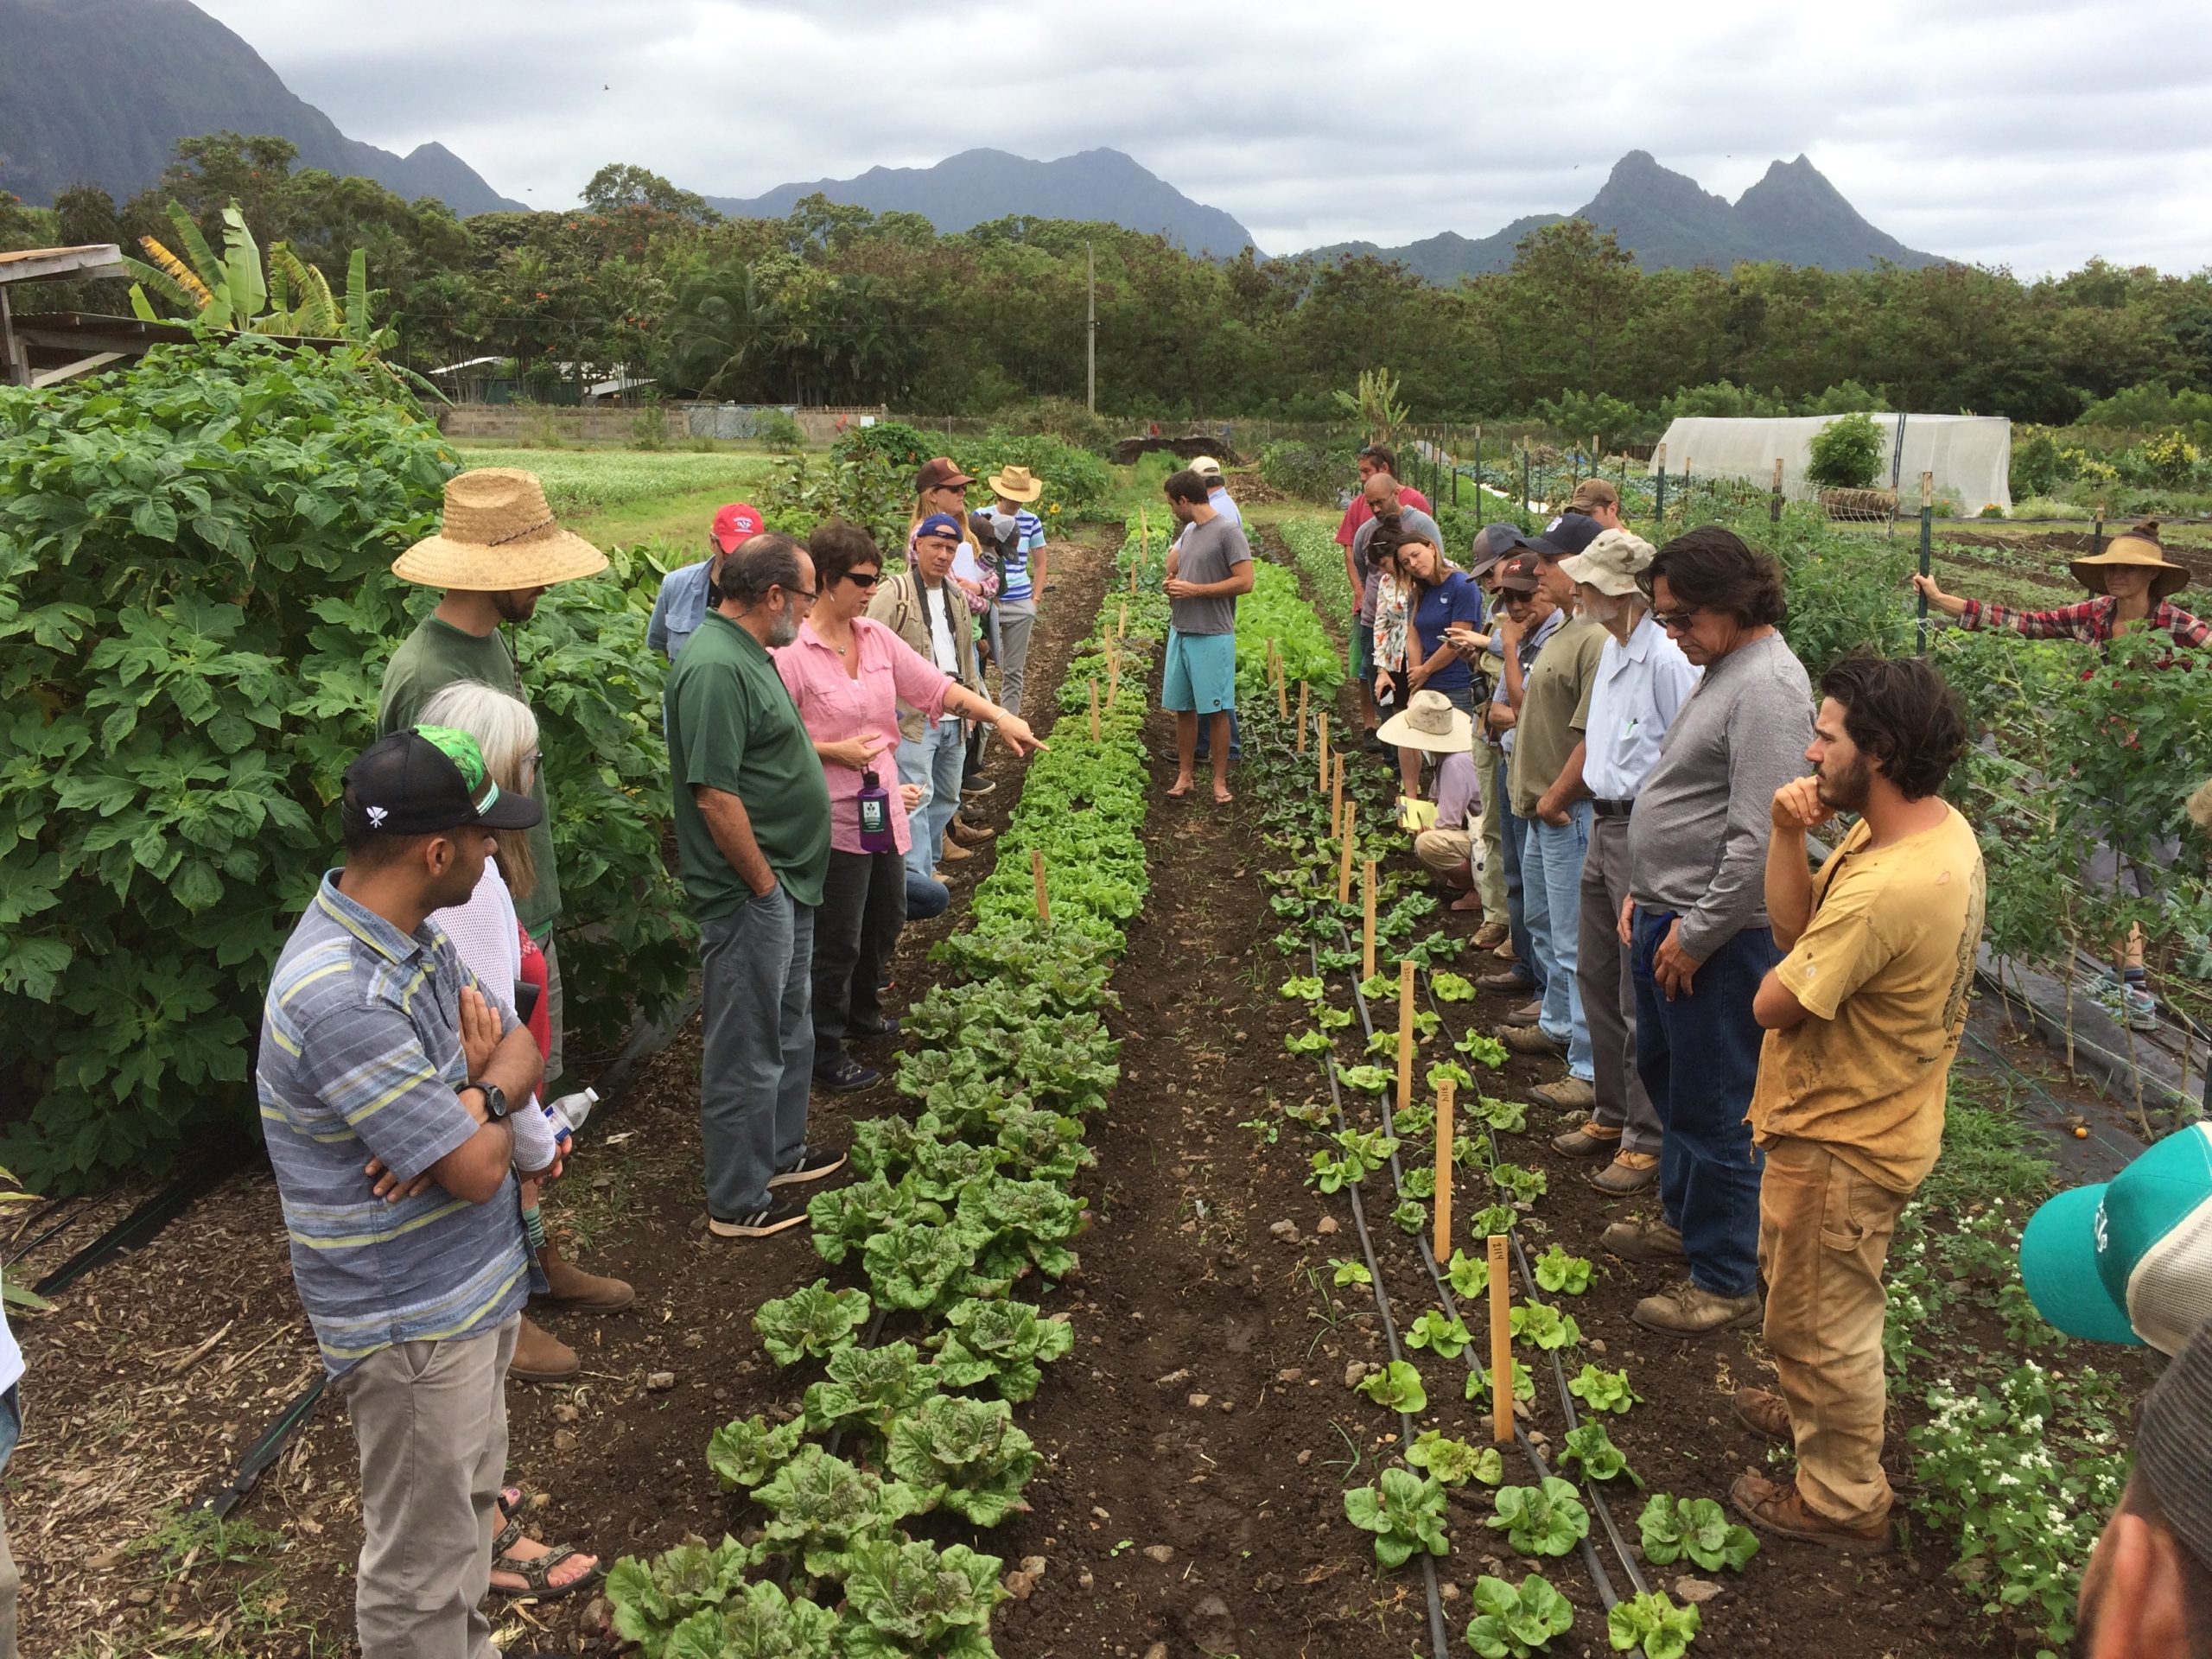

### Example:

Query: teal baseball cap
xmin=2019 ymin=1121 xmax=2212 ymax=1355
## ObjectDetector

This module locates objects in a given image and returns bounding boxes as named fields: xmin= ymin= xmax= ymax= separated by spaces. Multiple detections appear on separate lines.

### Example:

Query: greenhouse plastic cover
xmin=1648 ymin=414 xmax=2012 ymax=513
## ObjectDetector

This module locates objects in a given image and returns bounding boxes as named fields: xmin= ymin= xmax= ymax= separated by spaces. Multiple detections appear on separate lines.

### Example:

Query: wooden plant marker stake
xmin=1139 ymin=505 xmax=1152 ymax=570
xmin=1488 ymin=1233 xmax=1513 ymax=1443
xmin=1296 ymin=682 xmax=1310 ymax=753
xmin=1395 ymin=957 xmax=1416 ymax=1119
xmin=1338 ymin=800 xmax=1356 ymax=905
xmin=1273 ymin=645 xmax=1290 ymax=720
xmin=1030 ymin=849 xmax=1049 ymax=921
xmin=1117 ymin=600 xmax=1128 ymax=639
xmin=1331 ymin=753 xmax=1344 ymax=838
xmin=1088 ymin=678 xmax=1101 ymax=741
xmin=1433 ymin=1077 xmax=1455 ymax=1262
xmin=1107 ymin=646 xmax=1120 ymax=709
xmin=1316 ymin=715 xmax=1329 ymax=792
xmin=1361 ymin=859 xmax=1377 ymax=980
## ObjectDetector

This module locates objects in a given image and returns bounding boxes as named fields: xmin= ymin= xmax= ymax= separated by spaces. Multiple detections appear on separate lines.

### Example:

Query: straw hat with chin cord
xmin=2068 ymin=521 xmax=2190 ymax=601
xmin=393 ymin=468 xmax=608 ymax=592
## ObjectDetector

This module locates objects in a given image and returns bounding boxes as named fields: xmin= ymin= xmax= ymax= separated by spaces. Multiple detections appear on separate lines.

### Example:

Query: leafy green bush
xmin=1260 ymin=440 xmax=1350 ymax=504
xmin=1807 ymin=411 xmax=1885 ymax=491
xmin=982 ymin=396 xmax=1122 ymax=457
xmin=951 ymin=431 xmax=1111 ymax=519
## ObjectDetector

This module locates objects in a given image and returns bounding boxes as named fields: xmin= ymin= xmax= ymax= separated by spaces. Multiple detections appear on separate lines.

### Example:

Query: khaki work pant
xmin=339 ymin=1314 xmax=519 ymax=1659
xmin=1757 ymin=1138 xmax=1910 ymax=1528
xmin=1414 ymin=826 xmax=1473 ymax=876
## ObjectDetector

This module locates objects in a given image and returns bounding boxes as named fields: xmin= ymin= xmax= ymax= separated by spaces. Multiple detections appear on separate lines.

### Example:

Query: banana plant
xmin=124 ymin=200 xmax=393 ymax=351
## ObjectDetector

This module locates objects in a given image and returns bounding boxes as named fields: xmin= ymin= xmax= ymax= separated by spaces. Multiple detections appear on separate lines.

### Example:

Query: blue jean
xmin=699 ymin=881 xmax=816 ymax=1218
xmin=906 ymin=868 xmax=950 ymax=920
xmin=1495 ymin=751 xmax=1541 ymax=996
xmin=1630 ymin=909 xmax=1778 ymax=1298
xmin=898 ymin=717 xmax=966 ymax=880
xmin=1523 ymin=804 xmax=1595 ymax=1081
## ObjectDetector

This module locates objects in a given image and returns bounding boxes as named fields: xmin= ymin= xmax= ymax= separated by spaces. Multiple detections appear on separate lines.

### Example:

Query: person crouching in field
xmin=1730 ymin=656 xmax=1984 ymax=1551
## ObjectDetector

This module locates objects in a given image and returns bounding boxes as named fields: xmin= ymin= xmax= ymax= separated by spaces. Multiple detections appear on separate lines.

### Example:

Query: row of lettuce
xmin=605 ymin=517 xmax=1167 ymax=1657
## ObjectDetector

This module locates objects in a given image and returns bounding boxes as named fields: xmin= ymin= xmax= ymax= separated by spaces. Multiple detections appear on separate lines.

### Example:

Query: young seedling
xmin=1488 ymin=1478 xmax=1591 ymax=1558
xmin=1509 ymin=1301 xmax=1581 ymax=1351
xmin=1637 ymin=1494 xmax=1759 ymax=1573
xmin=1533 ymin=1245 xmax=1593 ymax=1295
xmin=1558 ymin=1422 xmax=1641 ymax=1486
xmin=1465 ymin=1573 xmax=1576 ymax=1657
xmin=1356 ymin=1359 xmax=1428 ymax=1414
xmin=1344 ymin=1468 xmax=1450 ymax=1570
xmin=1566 ymin=1363 xmax=1639 ymax=1415
xmin=1606 ymin=1589 xmax=1702 ymax=1659
xmin=1404 ymin=1309 xmax=1473 ymax=1358
xmin=1406 ymin=1429 xmax=1504 ymax=1487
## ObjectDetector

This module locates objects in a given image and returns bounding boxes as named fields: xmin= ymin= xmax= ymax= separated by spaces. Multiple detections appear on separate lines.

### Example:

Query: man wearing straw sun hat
xmin=1382 ymin=690 xmax=1482 ymax=886
xmin=379 ymin=469 xmax=623 ymax=1379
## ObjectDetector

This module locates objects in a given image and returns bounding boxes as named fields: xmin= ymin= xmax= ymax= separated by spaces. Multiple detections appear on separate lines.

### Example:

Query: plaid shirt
xmin=1959 ymin=594 xmax=2209 ymax=650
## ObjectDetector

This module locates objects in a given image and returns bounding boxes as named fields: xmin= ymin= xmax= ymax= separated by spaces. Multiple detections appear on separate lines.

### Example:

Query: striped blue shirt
xmin=257 ymin=874 xmax=535 ymax=1376
xmin=999 ymin=510 xmax=1046 ymax=603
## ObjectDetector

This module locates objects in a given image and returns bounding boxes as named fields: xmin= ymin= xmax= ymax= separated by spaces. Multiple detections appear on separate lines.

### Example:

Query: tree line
xmin=4 ymin=135 xmax=2209 ymax=428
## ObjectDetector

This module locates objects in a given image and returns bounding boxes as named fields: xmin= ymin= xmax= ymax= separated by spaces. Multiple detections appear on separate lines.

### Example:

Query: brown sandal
xmin=489 ymin=1507 xmax=602 ymax=1600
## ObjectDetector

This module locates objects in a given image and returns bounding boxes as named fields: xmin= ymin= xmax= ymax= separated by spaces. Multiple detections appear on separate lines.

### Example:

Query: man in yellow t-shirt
xmin=1731 ymin=656 xmax=1985 ymax=1553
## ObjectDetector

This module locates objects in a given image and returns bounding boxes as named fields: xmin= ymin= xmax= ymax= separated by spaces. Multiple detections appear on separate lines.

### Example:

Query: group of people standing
xmin=1345 ymin=451 xmax=1996 ymax=1549
xmin=252 ymin=451 xmax=1053 ymax=1656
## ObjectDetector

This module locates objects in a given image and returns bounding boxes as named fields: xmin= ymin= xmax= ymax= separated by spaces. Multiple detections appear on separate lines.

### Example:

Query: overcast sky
xmin=196 ymin=0 xmax=2212 ymax=277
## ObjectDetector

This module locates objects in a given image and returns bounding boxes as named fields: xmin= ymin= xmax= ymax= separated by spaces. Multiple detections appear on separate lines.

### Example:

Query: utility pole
xmin=1085 ymin=240 xmax=1096 ymax=414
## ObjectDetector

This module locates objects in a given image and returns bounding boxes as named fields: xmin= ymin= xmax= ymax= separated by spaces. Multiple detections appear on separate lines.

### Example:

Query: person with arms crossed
xmin=1160 ymin=468 xmax=1255 ymax=805
xmin=664 ymin=533 xmax=846 ymax=1240
xmin=1611 ymin=527 xmax=1815 ymax=1336
xmin=1729 ymin=655 xmax=1983 ymax=1549
xmin=258 ymin=727 xmax=563 ymax=1658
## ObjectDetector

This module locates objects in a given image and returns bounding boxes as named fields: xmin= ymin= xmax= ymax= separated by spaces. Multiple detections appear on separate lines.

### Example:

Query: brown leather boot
xmin=1632 ymin=1277 xmax=1763 ymax=1336
xmin=1551 ymin=1120 xmax=1622 ymax=1158
xmin=950 ymin=817 xmax=997 ymax=844
xmin=1733 ymin=1387 xmax=1794 ymax=1445
xmin=1730 ymin=1470 xmax=1891 ymax=1552
xmin=537 ymin=1237 xmax=634 ymax=1312
xmin=510 ymin=1314 xmax=579 ymax=1384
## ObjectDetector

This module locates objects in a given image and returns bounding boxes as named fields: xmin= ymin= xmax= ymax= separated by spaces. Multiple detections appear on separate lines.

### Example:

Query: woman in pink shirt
xmin=777 ymin=522 xmax=1043 ymax=1091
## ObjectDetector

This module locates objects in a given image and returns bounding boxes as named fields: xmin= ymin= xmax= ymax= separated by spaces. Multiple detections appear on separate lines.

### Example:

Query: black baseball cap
xmin=341 ymin=728 xmax=543 ymax=837
xmin=1529 ymin=512 xmax=1603 ymax=560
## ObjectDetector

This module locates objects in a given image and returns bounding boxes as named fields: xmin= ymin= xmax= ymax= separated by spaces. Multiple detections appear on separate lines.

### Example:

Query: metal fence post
xmin=1654 ymin=442 xmax=1667 ymax=527
xmin=1770 ymin=458 xmax=1784 ymax=525
xmin=1917 ymin=470 xmax=1935 ymax=656
xmin=1521 ymin=447 xmax=1532 ymax=531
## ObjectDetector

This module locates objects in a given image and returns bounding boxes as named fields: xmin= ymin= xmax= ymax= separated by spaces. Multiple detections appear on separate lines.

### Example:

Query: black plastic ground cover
xmin=31 ymin=1133 xmax=253 ymax=1298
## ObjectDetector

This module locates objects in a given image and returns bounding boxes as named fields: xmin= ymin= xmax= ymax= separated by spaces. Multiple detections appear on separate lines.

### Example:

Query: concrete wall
xmin=435 ymin=403 xmax=887 ymax=446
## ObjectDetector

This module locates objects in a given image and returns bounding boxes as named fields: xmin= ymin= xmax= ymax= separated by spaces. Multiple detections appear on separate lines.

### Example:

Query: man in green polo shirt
xmin=664 ymin=531 xmax=844 ymax=1239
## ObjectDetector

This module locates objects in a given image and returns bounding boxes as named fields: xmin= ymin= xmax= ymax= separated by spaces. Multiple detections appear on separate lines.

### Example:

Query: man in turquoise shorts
xmin=1161 ymin=467 xmax=1254 ymax=804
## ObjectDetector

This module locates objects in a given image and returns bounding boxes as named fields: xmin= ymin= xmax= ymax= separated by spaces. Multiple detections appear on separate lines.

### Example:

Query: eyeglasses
xmin=844 ymin=571 xmax=882 ymax=589
xmin=784 ymin=587 xmax=818 ymax=604
xmin=1655 ymin=611 xmax=1698 ymax=633
xmin=520 ymin=748 xmax=543 ymax=781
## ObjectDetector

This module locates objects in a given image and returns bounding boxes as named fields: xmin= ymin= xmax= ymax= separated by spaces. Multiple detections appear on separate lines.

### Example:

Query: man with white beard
xmin=1534 ymin=531 xmax=1698 ymax=1194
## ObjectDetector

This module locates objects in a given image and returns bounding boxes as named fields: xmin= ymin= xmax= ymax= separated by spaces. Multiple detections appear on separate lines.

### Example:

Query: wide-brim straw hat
xmin=2069 ymin=527 xmax=2190 ymax=601
xmin=1376 ymin=689 xmax=1474 ymax=755
xmin=393 ymin=468 xmax=608 ymax=591
xmin=987 ymin=464 xmax=1044 ymax=502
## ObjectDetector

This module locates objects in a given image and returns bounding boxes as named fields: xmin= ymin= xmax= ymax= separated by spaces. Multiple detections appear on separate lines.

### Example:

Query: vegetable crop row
xmin=606 ymin=516 xmax=1169 ymax=1657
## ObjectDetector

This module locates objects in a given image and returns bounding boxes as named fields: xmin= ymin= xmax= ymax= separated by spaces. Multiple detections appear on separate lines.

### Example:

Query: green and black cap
xmin=341 ymin=727 xmax=543 ymax=837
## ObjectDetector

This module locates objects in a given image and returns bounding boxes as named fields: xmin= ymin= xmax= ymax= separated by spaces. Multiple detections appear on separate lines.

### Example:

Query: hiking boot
xmin=510 ymin=1315 xmax=580 ymax=1384
xmin=1589 ymin=1150 xmax=1661 ymax=1195
xmin=768 ymin=1145 xmax=849 ymax=1188
xmin=1491 ymin=938 xmax=1519 ymax=963
xmin=708 ymin=1198 xmax=809 ymax=1240
xmin=961 ymin=778 xmax=997 ymax=799
xmin=950 ymin=817 xmax=997 ymax=845
xmin=1499 ymin=1025 xmax=1567 ymax=1058
xmin=536 ymin=1239 xmax=635 ymax=1312
xmin=1473 ymin=921 xmax=1509 ymax=950
xmin=1503 ymin=999 xmax=1544 ymax=1028
xmin=1552 ymin=1120 xmax=1622 ymax=1158
xmin=1729 ymin=1470 xmax=1891 ymax=1552
xmin=1601 ymin=1215 xmax=1686 ymax=1263
xmin=1531 ymin=1077 xmax=1597 ymax=1111
xmin=941 ymin=838 xmax=975 ymax=862
xmin=1478 ymin=967 xmax=1533 ymax=993
xmin=1733 ymin=1387 xmax=1794 ymax=1445
xmin=849 ymin=1015 xmax=901 ymax=1039
xmin=1633 ymin=1277 xmax=1763 ymax=1336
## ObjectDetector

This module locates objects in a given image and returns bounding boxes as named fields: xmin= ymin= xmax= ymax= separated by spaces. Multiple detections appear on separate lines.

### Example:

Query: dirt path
xmin=12 ymin=531 xmax=1116 ymax=1658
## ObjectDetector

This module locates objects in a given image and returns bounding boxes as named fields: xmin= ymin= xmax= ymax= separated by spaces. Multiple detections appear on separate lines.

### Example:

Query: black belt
xmin=1592 ymin=799 xmax=1635 ymax=821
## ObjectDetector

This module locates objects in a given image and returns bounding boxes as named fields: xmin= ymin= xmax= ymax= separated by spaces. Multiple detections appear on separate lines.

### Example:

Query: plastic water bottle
xmin=857 ymin=769 xmax=895 ymax=853
xmin=545 ymin=1086 xmax=598 ymax=1148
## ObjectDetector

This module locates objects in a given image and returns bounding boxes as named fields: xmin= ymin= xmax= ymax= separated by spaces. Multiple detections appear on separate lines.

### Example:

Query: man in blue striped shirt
xmin=983 ymin=465 xmax=1050 ymax=717
xmin=258 ymin=726 xmax=559 ymax=1659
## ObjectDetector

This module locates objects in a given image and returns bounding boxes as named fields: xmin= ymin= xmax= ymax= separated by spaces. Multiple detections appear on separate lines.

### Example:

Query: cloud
xmin=193 ymin=0 xmax=2212 ymax=274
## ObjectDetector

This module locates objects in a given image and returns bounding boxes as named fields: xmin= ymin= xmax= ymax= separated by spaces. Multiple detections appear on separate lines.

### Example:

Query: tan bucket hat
xmin=2069 ymin=522 xmax=2190 ymax=601
xmin=1558 ymin=528 xmax=1657 ymax=597
xmin=392 ymin=468 xmax=609 ymax=591
xmin=986 ymin=464 xmax=1044 ymax=503
xmin=1376 ymin=689 xmax=1474 ymax=754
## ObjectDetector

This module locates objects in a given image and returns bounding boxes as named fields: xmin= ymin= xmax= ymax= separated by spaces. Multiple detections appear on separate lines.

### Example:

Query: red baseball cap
xmin=710 ymin=502 xmax=766 ymax=553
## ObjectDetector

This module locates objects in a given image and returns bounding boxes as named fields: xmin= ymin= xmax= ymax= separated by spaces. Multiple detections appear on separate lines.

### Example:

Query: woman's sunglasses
xmin=844 ymin=571 xmax=882 ymax=589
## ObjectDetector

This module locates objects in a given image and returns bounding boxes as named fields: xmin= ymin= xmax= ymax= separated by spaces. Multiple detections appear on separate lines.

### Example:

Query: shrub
xmin=983 ymin=396 xmax=1122 ymax=457
xmin=0 ymin=335 xmax=690 ymax=1187
xmin=1799 ymin=378 xmax=1891 ymax=416
xmin=2010 ymin=428 xmax=2066 ymax=499
xmin=1259 ymin=440 xmax=1348 ymax=504
xmin=753 ymin=409 xmax=805 ymax=452
xmin=952 ymin=432 xmax=1111 ymax=519
xmin=1807 ymin=411 xmax=1885 ymax=491
xmin=1533 ymin=389 xmax=1658 ymax=447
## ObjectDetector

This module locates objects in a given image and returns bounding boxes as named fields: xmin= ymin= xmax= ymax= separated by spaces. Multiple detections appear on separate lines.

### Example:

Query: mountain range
xmin=705 ymin=148 xmax=1256 ymax=259
xmin=0 ymin=0 xmax=522 ymax=214
xmin=1306 ymin=150 xmax=1943 ymax=277
xmin=0 ymin=0 xmax=1942 ymax=277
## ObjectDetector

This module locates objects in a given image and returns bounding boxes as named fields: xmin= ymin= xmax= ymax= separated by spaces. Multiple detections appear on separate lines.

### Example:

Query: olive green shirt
xmin=1507 ymin=614 xmax=1608 ymax=818
xmin=664 ymin=611 xmax=832 ymax=918
xmin=378 ymin=616 xmax=562 ymax=936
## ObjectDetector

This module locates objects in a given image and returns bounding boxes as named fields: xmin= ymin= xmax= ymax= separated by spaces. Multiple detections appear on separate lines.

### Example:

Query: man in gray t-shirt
xmin=1161 ymin=469 xmax=1255 ymax=804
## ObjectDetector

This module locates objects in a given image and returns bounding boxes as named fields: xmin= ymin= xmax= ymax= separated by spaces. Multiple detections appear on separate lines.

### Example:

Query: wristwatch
xmin=465 ymin=1082 xmax=511 ymax=1122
